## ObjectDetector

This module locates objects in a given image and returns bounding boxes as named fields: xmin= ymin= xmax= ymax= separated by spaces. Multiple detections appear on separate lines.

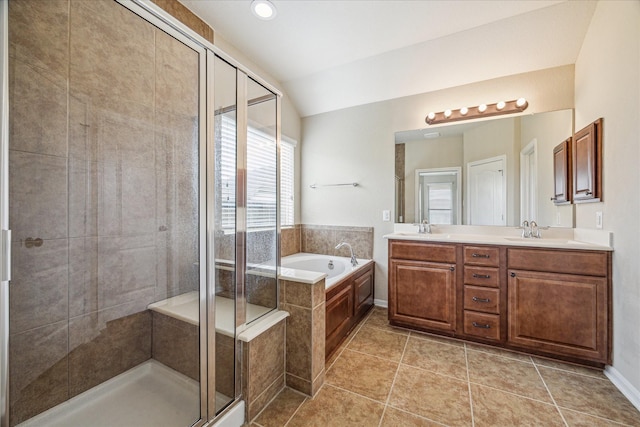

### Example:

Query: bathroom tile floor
xmin=250 ymin=306 xmax=640 ymax=427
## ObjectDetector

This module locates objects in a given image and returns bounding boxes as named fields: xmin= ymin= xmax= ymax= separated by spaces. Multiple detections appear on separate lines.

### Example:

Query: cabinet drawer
xmin=464 ymin=286 xmax=499 ymax=314
xmin=464 ymin=246 xmax=499 ymax=267
xmin=464 ymin=311 xmax=500 ymax=341
xmin=508 ymin=248 xmax=608 ymax=277
xmin=389 ymin=240 xmax=456 ymax=263
xmin=464 ymin=266 xmax=499 ymax=288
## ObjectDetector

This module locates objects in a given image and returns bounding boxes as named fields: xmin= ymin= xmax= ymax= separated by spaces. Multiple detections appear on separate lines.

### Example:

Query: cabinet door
xmin=353 ymin=266 xmax=374 ymax=319
xmin=325 ymin=283 xmax=353 ymax=358
xmin=507 ymin=269 xmax=608 ymax=363
xmin=572 ymin=118 xmax=602 ymax=202
xmin=552 ymin=138 xmax=572 ymax=204
xmin=389 ymin=259 xmax=456 ymax=332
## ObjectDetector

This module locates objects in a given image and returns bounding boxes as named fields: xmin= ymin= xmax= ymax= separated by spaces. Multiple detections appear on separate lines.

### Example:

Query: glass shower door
xmin=7 ymin=1 xmax=204 ymax=425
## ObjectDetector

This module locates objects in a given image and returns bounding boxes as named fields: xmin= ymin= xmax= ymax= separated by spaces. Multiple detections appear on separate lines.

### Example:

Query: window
xmin=220 ymin=115 xmax=295 ymax=230
xmin=280 ymin=137 xmax=296 ymax=227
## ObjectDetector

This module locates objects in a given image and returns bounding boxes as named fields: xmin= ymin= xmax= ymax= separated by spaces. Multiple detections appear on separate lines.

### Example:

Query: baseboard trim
xmin=604 ymin=365 xmax=640 ymax=412
xmin=373 ymin=299 xmax=388 ymax=308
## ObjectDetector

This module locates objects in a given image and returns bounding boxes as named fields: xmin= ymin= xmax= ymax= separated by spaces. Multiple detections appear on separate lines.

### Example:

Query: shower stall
xmin=0 ymin=0 xmax=280 ymax=426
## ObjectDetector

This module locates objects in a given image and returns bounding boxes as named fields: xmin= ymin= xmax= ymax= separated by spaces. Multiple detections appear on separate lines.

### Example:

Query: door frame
xmin=520 ymin=139 xmax=538 ymax=223
xmin=414 ymin=167 xmax=462 ymax=225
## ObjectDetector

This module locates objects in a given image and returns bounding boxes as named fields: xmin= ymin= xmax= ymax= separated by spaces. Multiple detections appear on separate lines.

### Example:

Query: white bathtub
xmin=281 ymin=253 xmax=371 ymax=289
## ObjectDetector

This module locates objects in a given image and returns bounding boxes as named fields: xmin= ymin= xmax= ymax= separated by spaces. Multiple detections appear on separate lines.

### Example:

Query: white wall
xmin=301 ymin=65 xmax=574 ymax=302
xmin=574 ymin=0 xmax=640 ymax=400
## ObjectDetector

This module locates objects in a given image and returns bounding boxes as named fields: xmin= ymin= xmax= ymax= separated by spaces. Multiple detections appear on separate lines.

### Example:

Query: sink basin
xmin=394 ymin=232 xmax=451 ymax=239
xmin=503 ymin=237 xmax=587 ymax=246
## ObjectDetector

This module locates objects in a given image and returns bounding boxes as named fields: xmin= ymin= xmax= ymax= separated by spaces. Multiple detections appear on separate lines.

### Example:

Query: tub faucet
xmin=335 ymin=242 xmax=358 ymax=267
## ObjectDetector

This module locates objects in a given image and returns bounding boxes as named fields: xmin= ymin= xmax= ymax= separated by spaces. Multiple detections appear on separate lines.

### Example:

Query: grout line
xmin=532 ymin=359 xmax=607 ymax=380
xmin=384 ymin=404 xmax=450 ymax=427
xmin=282 ymin=394 xmax=309 ymax=427
xmin=397 ymin=360 xmax=471 ymax=384
xmin=555 ymin=405 xmax=635 ymax=426
xmin=532 ymin=359 xmax=569 ymax=427
xmin=378 ymin=329 xmax=410 ymax=427
xmin=464 ymin=343 xmax=475 ymax=427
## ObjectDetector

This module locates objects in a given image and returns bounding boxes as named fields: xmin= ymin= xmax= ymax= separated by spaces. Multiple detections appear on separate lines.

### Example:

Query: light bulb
xmin=497 ymin=101 xmax=506 ymax=110
xmin=478 ymin=104 xmax=487 ymax=113
xmin=444 ymin=109 xmax=452 ymax=118
xmin=516 ymin=97 xmax=527 ymax=107
xmin=427 ymin=112 xmax=436 ymax=120
xmin=460 ymin=107 xmax=468 ymax=115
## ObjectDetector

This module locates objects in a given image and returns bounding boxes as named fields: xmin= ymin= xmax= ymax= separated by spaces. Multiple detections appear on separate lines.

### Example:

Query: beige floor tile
xmin=252 ymin=387 xmax=306 ymax=427
xmin=471 ymin=383 xmax=565 ymax=426
xmin=380 ymin=406 xmax=442 ymax=426
xmin=364 ymin=307 xmax=411 ymax=335
xmin=539 ymin=367 xmax=640 ymax=425
xmin=410 ymin=330 xmax=465 ymax=347
xmin=402 ymin=336 xmax=468 ymax=380
xmin=532 ymin=356 xmax=606 ymax=379
xmin=347 ymin=326 xmax=408 ymax=361
xmin=467 ymin=350 xmax=552 ymax=402
xmin=388 ymin=365 xmax=472 ymax=426
xmin=560 ymin=407 xmax=630 ymax=426
xmin=326 ymin=349 xmax=398 ymax=402
xmin=466 ymin=342 xmax=533 ymax=362
xmin=287 ymin=384 xmax=384 ymax=427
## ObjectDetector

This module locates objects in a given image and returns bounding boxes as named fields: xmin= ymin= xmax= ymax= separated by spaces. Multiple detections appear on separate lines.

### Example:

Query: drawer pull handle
xmin=472 ymin=253 xmax=490 ymax=258
xmin=472 ymin=322 xmax=491 ymax=329
xmin=472 ymin=296 xmax=491 ymax=303
xmin=472 ymin=273 xmax=491 ymax=279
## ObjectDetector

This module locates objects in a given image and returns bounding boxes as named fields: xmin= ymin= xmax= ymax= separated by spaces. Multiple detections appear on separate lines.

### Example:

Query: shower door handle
xmin=0 ymin=229 xmax=10 ymax=282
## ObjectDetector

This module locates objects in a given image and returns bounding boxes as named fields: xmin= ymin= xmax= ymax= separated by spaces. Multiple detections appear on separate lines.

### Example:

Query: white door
xmin=468 ymin=156 xmax=506 ymax=225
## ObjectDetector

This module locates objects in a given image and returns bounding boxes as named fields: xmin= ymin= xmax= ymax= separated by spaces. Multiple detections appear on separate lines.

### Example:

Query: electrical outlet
xmin=596 ymin=211 xmax=603 ymax=229
xmin=382 ymin=210 xmax=391 ymax=222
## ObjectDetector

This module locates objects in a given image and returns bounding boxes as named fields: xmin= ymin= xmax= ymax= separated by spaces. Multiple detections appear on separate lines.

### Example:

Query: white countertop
xmin=384 ymin=224 xmax=613 ymax=251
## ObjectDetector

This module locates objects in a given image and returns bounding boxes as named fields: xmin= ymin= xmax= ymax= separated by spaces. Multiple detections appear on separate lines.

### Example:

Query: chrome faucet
xmin=335 ymin=242 xmax=358 ymax=267
xmin=519 ymin=220 xmax=531 ymax=238
xmin=413 ymin=219 xmax=431 ymax=234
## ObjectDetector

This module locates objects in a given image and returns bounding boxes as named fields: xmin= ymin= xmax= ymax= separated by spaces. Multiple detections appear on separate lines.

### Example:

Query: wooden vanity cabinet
xmin=507 ymin=248 xmax=611 ymax=365
xmin=388 ymin=241 xmax=457 ymax=333
xmin=325 ymin=262 xmax=374 ymax=359
xmin=387 ymin=239 xmax=612 ymax=366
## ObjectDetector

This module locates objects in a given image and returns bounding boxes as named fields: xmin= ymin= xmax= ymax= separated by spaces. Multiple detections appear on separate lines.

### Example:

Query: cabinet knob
xmin=450 ymin=266 xmax=455 ymax=271
xmin=510 ymin=272 xmax=516 ymax=277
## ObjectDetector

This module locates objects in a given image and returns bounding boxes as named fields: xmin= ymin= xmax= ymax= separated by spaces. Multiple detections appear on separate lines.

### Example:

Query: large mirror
xmin=394 ymin=109 xmax=574 ymax=228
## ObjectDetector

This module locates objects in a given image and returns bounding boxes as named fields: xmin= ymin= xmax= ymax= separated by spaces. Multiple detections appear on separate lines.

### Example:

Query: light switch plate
xmin=596 ymin=211 xmax=603 ymax=229
xmin=382 ymin=210 xmax=390 ymax=222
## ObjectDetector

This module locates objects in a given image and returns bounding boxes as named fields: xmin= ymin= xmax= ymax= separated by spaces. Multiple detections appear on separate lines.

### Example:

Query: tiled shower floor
xmin=251 ymin=306 xmax=640 ymax=427
xmin=17 ymin=360 xmax=201 ymax=427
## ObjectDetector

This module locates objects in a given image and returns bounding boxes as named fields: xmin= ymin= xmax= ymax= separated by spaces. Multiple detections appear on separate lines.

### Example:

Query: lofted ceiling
xmin=181 ymin=0 xmax=597 ymax=117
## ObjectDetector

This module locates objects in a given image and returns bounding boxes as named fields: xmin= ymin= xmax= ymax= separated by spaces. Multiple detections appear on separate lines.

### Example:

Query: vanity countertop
xmin=384 ymin=225 xmax=613 ymax=251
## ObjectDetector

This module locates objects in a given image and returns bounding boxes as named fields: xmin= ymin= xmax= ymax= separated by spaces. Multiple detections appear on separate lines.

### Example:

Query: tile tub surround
xmin=250 ymin=306 xmax=640 ymax=427
xmin=242 ymin=319 xmax=287 ymax=421
xmin=280 ymin=278 xmax=326 ymax=397
xmin=282 ymin=224 xmax=374 ymax=260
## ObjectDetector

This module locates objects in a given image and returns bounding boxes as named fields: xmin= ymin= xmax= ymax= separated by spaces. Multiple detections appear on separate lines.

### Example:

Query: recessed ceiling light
xmin=251 ymin=0 xmax=277 ymax=20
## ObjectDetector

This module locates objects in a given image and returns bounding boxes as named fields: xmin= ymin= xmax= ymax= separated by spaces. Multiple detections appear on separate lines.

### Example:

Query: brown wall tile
xmin=151 ymin=312 xmax=199 ymax=381
xmin=283 ymin=304 xmax=312 ymax=380
xmin=216 ymin=333 xmax=236 ymax=398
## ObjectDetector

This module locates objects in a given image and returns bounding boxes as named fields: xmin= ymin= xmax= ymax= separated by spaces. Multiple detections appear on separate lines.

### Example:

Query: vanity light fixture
xmin=426 ymin=98 xmax=528 ymax=125
xmin=251 ymin=0 xmax=277 ymax=20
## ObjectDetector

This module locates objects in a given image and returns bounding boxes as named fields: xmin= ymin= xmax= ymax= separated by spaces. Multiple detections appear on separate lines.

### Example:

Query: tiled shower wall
xmin=8 ymin=0 xmax=200 ymax=424
xmin=282 ymin=224 xmax=374 ymax=260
